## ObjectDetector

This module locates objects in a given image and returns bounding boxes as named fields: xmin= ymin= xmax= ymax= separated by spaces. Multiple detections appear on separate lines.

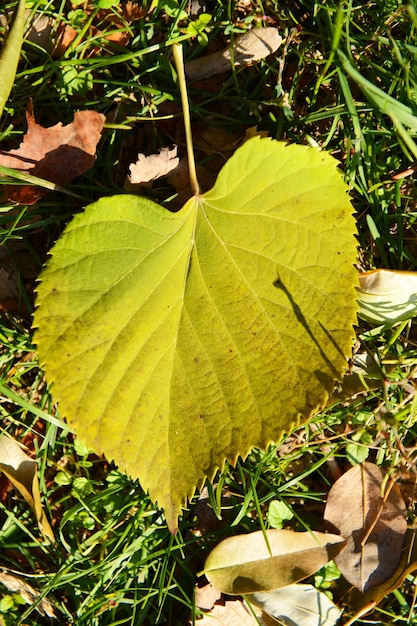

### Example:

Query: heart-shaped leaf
xmin=203 ymin=529 xmax=346 ymax=594
xmin=34 ymin=137 xmax=358 ymax=531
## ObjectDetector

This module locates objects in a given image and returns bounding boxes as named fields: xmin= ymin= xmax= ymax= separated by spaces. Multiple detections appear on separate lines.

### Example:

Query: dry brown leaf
xmin=347 ymin=527 xmax=417 ymax=614
xmin=166 ymin=158 xmax=215 ymax=208
xmin=0 ymin=240 xmax=39 ymax=316
xmin=2 ymin=3 xmax=146 ymax=55
xmin=0 ymin=102 xmax=105 ymax=204
xmin=324 ymin=462 xmax=407 ymax=592
xmin=128 ymin=146 xmax=179 ymax=185
xmin=0 ymin=10 xmax=77 ymax=55
xmin=166 ymin=157 xmax=191 ymax=192
xmin=195 ymin=127 xmax=242 ymax=154
xmin=0 ymin=570 xmax=56 ymax=618
xmin=195 ymin=582 xmax=222 ymax=611
xmin=0 ymin=434 xmax=54 ymax=542
xmin=192 ymin=597 xmax=268 ymax=626
xmin=185 ymin=27 xmax=282 ymax=82
xmin=88 ymin=3 xmax=146 ymax=51
xmin=97 ymin=2 xmax=145 ymax=31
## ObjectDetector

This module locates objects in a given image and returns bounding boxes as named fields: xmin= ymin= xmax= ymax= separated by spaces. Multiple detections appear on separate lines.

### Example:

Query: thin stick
xmin=172 ymin=43 xmax=200 ymax=197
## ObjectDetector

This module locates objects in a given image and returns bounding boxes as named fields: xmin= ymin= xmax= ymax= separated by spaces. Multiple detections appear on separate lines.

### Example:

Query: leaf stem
xmin=172 ymin=43 xmax=200 ymax=196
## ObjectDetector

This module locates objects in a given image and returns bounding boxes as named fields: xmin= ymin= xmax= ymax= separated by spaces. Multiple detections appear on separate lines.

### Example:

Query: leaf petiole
xmin=172 ymin=42 xmax=200 ymax=197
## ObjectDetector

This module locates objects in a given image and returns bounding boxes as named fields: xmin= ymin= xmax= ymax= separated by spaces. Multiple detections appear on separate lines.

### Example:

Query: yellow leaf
xmin=204 ymin=529 xmax=346 ymax=595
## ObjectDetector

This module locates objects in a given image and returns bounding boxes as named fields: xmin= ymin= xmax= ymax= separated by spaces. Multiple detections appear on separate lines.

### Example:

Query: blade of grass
xmin=0 ymin=383 xmax=70 ymax=432
xmin=338 ymin=49 xmax=417 ymax=160
xmin=0 ymin=0 xmax=26 ymax=118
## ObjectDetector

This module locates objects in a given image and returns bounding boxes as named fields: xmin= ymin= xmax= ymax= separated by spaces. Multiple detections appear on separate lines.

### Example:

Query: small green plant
xmin=72 ymin=0 xmax=121 ymax=9
xmin=184 ymin=13 xmax=212 ymax=46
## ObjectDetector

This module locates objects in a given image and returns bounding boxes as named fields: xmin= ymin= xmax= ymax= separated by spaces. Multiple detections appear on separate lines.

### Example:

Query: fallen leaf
xmin=324 ymin=462 xmax=407 ymax=592
xmin=128 ymin=146 xmax=179 ymax=185
xmin=185 ymin=27 xmax=282 ymax=81
xmin=195 ymin=582 xmax=222 ymax=611
xmin=248 ymin=583 xmax=342 ymax=626
xmin=0 ymin=570 xmax=56 ymax=618
xmin=0 ymin=434 xmax=54 ymax=542
xmin=204 ymin=529 xmax=346 ymax=595
xmin=34 ymin=138 xmax=358 ymax=532
xmin=0 ymin=101 xmax=105 ymax=204
xmin=0 ymin=10 xmax=77 ymax=56
xmin=193 ymin=597 xmax=266 ymax=625
xmin=347 ymin=527 xmax=417 ymax=613
xmin=194 ymin=127 xmax=242 ymax=154
xmin=357 ymin=269 xmax=417 ymax=325
xmin=0 ymin=240 xmax=39 ymax=316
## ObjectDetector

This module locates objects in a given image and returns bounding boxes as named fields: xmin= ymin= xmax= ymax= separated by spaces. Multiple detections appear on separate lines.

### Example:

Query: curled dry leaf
xmin=0 ymin=570 xmax=56 ymax=618
xmin=128 ymin=146 xmax=179 ymax=185
xmin=324 ymin=462 xmax=407 ymax=592
xmin=185 ymin=27 xmax=282 ymax=82
xmin=0 ymin=102 xmax=105 ymax=204
xmin=0 ymin=434 xmax=54 ymax=542
xmin=204 ymin=529 xmax=346 ymax=595
xmin=357 ymin=269 xmax=417 ymax=325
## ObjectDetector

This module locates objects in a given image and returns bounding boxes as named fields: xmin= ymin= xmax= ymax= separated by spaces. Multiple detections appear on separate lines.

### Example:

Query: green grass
xmin=1 ymin=0 xmax=417 ymax=624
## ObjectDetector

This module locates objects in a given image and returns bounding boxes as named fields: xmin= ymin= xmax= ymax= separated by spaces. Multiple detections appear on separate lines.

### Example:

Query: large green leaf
xmin=34 ymin=137 xmax=358 ymax=531
xmin=0 ymin=0 xmax=26 ymax=118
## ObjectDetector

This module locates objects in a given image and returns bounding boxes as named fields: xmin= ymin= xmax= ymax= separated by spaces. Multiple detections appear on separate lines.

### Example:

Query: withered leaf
xmin=347 ymin=527 xmax=417 ymax=614
xmin=195 ymin=582 xmax=222 ymax=611
xmin=0 ymin=101 xmax=105 ymax=204
xmin=0 ymin=434 xmax=54 ymax=542
xmin=185 ymin=27 xmax=282 ymax=82
xmin=128 ymin=146 xmax=179 ymax=185
xmin=324 ymin=462 xmax=407 ymax=592
xmin=248 ymin=584 xmax=341 ymax=626
xmin=0 ymin=570 xmax=56 ymax=618
xmin=204 ymin=529 xmax=345 ymax=595
xmin=191 ymin=597 xmax=268 ymax=626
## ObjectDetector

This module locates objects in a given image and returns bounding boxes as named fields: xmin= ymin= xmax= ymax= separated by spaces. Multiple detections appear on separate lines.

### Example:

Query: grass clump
xmin=0 ymin=0 xmax=417 ymax=624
